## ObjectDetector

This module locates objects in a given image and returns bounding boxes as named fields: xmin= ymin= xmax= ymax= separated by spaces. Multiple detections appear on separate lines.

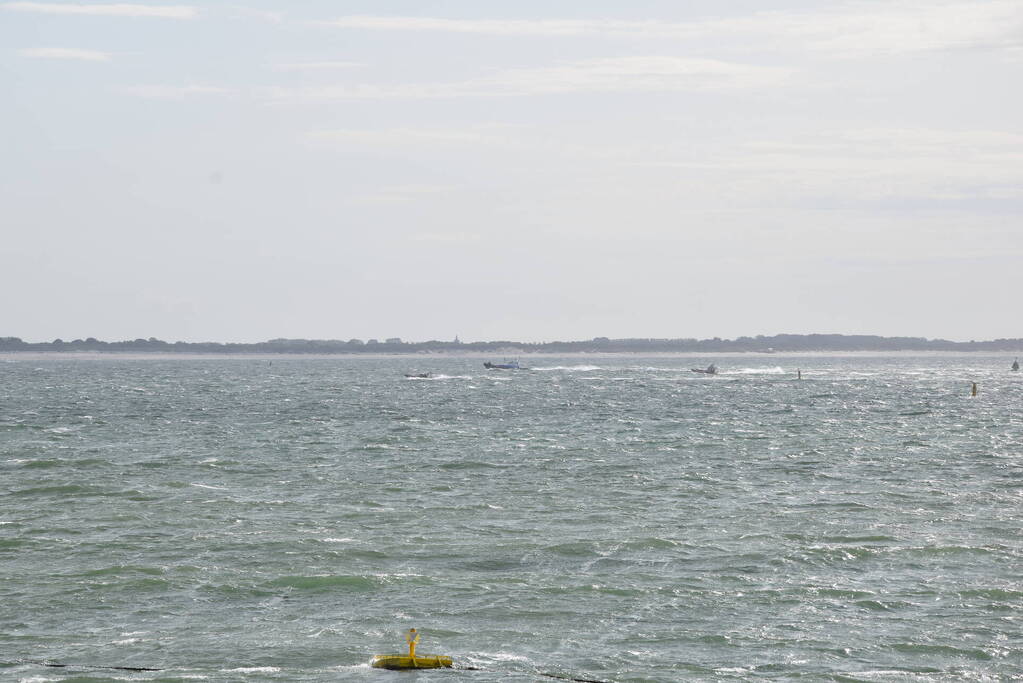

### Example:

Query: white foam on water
xmin=845 ymin=670 xmax=923 ymax=679
xmin=727 ymin=367 xmax=786 ymax=375
xmin=488 ymin=652 xmax=532 ymax=663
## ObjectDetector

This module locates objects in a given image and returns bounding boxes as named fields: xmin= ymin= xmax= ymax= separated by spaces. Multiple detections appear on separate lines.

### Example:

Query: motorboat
xmin=690 ymin=364 xmax=718 ymax=375
xmin=484 ymin=360 xmax=527 ymax=370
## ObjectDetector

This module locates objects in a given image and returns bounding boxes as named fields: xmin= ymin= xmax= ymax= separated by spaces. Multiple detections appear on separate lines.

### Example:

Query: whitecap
xmin=728 ymin=367 xmax=786 ymax=374
xmin=483 ymin=652 xmax=531 ymax=663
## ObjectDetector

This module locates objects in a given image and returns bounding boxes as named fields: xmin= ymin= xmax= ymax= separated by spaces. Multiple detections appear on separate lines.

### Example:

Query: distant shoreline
xmin=3 ymin=350 xmax=1020 ymax=361
xmin=3 ymin=333 xmax=1023 ymax=357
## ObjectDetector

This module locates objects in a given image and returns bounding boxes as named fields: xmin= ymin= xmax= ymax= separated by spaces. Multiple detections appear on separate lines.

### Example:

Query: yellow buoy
xmin=371 ymin=628 xmax=453 ymax=670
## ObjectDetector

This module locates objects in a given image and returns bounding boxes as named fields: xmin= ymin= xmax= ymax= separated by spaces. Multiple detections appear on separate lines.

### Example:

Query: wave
xmin=7 ymin=484 xmax=99 ymax=497
xmin=854 ymin=599 xmax=914 ymax=611
xmin=889 ymin=642 xmax=994 ymax=660
xmin=265 ymin=574 xmax=379 ymax=591
xmin=532 ymin=365 xmax=601 ymax=372
xmin=440 ymin=460 xmax=504 ymax=470
xmin=543 ymin=541 xmax=602 ymax=558
xmin=726 ymin=367 xmax=787 ymax=375
xmin=79 ymin=565 xmax=165 ymax=578
xmin=958 ymin=588 xmax=1023 ymax=600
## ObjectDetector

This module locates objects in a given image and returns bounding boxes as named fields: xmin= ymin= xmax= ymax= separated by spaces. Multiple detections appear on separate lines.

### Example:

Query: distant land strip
xmin=2 ymin=334 xmax=1022 ymax=354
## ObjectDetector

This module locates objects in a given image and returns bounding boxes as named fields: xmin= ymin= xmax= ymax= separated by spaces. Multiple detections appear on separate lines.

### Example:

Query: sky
xmin=2 ymin=0 xmax=1021 ymax=343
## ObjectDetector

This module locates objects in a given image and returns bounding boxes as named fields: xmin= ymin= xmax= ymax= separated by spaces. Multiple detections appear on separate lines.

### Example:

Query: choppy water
xmin=1 ymin=354 xmax=1021 ymax=682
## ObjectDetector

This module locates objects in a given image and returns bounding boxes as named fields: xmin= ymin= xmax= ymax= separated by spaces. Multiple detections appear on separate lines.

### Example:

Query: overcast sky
xmin=2 ymin=0 xmax=1021 ymax=343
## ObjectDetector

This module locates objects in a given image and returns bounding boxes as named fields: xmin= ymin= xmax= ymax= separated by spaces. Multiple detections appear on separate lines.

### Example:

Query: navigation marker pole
xmin=371 ymin=628 xmax=453 ymax=670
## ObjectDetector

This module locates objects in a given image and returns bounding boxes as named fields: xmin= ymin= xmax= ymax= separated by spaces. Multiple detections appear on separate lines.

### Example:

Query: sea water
xmin=1 ymin=355 xmax=1020 ymax=682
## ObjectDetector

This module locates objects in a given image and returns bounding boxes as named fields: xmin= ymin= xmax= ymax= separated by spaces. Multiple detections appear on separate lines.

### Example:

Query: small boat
xmin=404 ymin=372 xmax=431 ymax=378
xmin=1013 ymin=358 xmax=1019 ymax=372
xmin=484 ymin=360 xmax=527 ymax=370
xmin=690 ymin=364 xmax=718 ymax=375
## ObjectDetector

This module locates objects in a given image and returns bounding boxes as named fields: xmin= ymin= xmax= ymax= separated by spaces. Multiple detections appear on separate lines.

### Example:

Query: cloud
xmin=319 ymin=2 xmax=1023 ymax=57
xmin=746 ymin=128 xmax=1023 ymax=161
xmin=269 ymin=56 xmax=790 ymax=100
xmin=19 ymin=46 xmax=112 ymax=61
xmin=345 ymin=184 xmax=457 ymax=204
xmin=271 ymin=61 xmax=365 ymax=71
xmin=317 ymin=15 xmax=646 ymax=37
xmin=308 ymin=128 xmax=493 ymax=146
xmin=3 ymin=2 xmax=197 ymax=18
xmin=119 ymin=84 xmax=230 ymax=98
xmin=641 ymin=128 xmax=1023 ymax=203
xmin=488 ymin=56 xmax=789 ymax=94
xmin=229 ymin=5 xmax=283 ymax=23
xmin=119 ymin=56 xmax=783 ymax=104
xmin=410 ymin=231 xmax=482 ymax=242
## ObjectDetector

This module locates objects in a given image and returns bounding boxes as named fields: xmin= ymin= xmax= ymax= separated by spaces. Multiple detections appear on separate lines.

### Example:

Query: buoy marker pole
xmin=971 ymin=382 xmax=978 ymax=397
xmin=406 ymin=627 xmax=419 ymax=661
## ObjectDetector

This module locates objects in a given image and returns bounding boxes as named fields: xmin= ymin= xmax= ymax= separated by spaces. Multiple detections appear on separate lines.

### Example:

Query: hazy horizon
xmin=4 ymin=0 xmax=1020 ymax=343
xmin=5 ymin=330 xmax=1023 ymax=346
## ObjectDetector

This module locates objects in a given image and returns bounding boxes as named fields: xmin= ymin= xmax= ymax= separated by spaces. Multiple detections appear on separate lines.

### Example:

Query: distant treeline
xmin=2 ymin=334 xmax=1022 ymax=354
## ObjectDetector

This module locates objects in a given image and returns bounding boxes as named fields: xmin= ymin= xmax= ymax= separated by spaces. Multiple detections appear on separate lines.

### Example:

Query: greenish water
xmin=1 ymin=355 xmax=1021 ymax=681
